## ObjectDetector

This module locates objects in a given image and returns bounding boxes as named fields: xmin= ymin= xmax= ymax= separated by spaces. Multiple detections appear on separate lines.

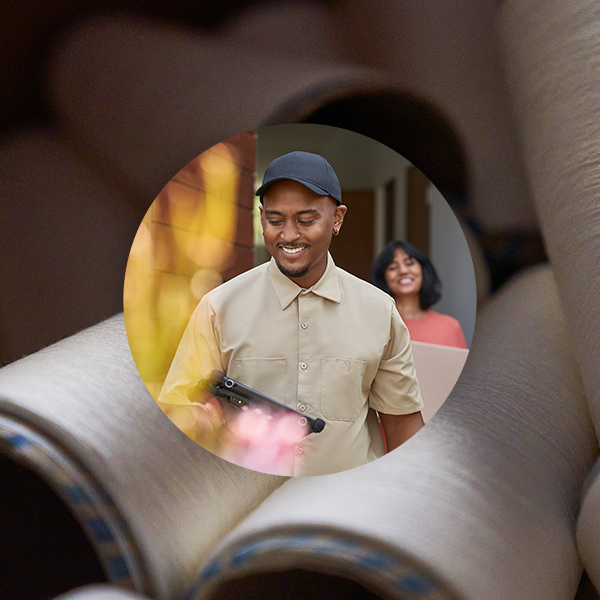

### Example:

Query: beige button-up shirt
xmin=159 ymin=254 xmax=423 ymax=476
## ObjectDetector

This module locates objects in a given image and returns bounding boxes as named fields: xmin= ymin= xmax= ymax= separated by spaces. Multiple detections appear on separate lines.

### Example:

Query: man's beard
xmin=275 ymin=260 xmax=310 ymax=280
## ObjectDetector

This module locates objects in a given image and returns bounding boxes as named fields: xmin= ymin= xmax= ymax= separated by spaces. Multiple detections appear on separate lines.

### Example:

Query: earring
xmin=332 ymin=228 xmax=340 ymax=236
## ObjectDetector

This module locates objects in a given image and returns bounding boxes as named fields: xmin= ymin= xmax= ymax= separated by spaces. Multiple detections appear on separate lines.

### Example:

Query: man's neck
xmin=288 ymin=270 xmax=325 ymax=290
xmin=282 ymin=258 xmax=328 ymax=289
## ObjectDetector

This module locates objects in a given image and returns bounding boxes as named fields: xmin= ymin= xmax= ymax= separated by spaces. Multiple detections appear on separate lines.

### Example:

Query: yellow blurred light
xmin=124 ymin=140 xmax=243 ymax=411
xmin=201 ymin=147 xmax=236 ymax=175
xmin=129 ymin=222 xmax=152 ymax=257
xmin=156 ymin=278 xmax=192 ymax=320
xmin=187 ymin=235 xmax=232 ymax=269
xmin=190 ymin=268 xmax=223 ymax=300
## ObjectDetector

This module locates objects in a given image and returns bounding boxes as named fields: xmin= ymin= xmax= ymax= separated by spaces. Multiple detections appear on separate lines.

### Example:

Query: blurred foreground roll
xmin=0 ymin=315 xmax=284 ymax=600
xmin=498 ymin=0 xmax=600 ymax=589
xmin=333 ymin=0 xmax=536 ymax=232
xmin=184 ymin=266 xmax=597 ymax=600
xmin=46 ymin=14 xmax=392 ymax=200
xmin=0 ymin=127 xmax=142 ymax=364
xmin=578 ymin=461 xmax=600 ymax=596
xmin=498 ymin=0 xmax=600 ymax=427
xmin=54 ymin=585 xmax=149 ymax=600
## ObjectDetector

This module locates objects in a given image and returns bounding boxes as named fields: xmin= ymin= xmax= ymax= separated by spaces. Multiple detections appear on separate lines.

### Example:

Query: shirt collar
xmin=269 ymin=252 xmax=341 ymax=310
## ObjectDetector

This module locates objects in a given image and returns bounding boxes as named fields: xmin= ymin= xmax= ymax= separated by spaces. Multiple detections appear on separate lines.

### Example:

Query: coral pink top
xmin=402 ymin=309 xmax=468 ymax=348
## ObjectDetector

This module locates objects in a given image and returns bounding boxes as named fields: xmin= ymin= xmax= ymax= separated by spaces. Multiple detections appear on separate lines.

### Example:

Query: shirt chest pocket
xmin=229 ymin=358 xmax=287 ymax=403
xmin=320 ymin=358 xmax=368 ymax=421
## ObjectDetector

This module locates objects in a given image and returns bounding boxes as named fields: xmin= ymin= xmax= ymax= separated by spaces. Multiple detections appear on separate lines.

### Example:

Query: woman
xmin=371 ymin=240 xmax=467 ymax=348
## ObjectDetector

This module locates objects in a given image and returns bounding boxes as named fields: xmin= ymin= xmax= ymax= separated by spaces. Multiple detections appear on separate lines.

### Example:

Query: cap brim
xmin=256 ymin=177 xmax=340 ymax=204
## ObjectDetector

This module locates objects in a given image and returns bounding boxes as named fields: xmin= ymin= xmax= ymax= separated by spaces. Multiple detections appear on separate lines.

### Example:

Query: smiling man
xmin=158 ymin=151 xmax=424 ymax=476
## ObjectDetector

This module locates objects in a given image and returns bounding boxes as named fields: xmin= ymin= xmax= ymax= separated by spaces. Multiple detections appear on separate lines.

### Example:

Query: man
xmin=158 ymin=150 xmax=424 ymax=476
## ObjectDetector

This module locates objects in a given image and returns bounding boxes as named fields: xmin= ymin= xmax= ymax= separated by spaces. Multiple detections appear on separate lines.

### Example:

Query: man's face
xmin=260 ymin=180 xmax=347 ymax=288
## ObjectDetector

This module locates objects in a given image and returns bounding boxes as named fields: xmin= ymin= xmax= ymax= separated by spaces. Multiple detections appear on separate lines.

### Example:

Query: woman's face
xmin=384 ymin=248 xmax=423 ymax=301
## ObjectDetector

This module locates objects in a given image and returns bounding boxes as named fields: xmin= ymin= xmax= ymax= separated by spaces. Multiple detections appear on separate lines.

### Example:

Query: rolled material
xmin=578 ymin=461 xmax=600 ymax=596
xmin=0 ymin=127 xmax=141 ymax=363
xmin=54 ymin=585 xmax=149 ymax=600
xmin=0 ymin=315 xmax=284 ymax=600
xmin=216 ymin=2 xmax=345 ymax=63
xmin=498 ymin=0 xmax=600 ymax=589
xmin=498 ymin=0 xmax=600 ymax=426
xmin=334 ymin=0 xmax=536 ymax=231
xmin=186 ymin=266 xmax=597 ymax=600
xmin=47 ymin=14 xmax=391 ymax=199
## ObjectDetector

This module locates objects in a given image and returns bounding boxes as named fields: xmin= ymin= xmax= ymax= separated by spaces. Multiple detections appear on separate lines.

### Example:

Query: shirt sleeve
xmin=157 ymin=294 xmax=223 ymax=405
xmin=368 ymin=302 xmax=424 ymax=415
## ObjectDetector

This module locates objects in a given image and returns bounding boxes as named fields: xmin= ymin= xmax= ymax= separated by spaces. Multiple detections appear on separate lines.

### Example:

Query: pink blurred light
xmin=221 ymin=409 xmax=307 ymax=476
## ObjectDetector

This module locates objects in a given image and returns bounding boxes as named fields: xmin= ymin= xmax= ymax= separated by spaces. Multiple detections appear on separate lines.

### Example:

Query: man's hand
xmin=157 ymin=398 xmax=225 ymax=449
xmin=379 ymin=411 xmax=424 ymax=452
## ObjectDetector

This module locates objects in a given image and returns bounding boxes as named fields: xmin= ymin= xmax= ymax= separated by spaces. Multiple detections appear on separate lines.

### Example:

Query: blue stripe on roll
xmin=5 ymin=432 xmax=31 ymax=450
xmin=86 ymin=517 xmax=115 ymax=542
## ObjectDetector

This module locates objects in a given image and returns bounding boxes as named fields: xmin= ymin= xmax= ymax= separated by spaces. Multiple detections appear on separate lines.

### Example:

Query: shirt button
xmin=301 ymin=322 xmax=308 ymax=329
xmin=299 ymin=404 xmax=306 ymax=412
xmin=297 ymin=447 xmax=304 ymax=455
xmin=300 ymin=362 xmax=308 ymax=370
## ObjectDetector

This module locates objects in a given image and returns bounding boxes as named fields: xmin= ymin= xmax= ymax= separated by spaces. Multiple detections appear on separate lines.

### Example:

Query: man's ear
xmin=334 ymin=204 xmax=348 ymax=226
xmin=258 ymin=203 xmax=265 ymax=230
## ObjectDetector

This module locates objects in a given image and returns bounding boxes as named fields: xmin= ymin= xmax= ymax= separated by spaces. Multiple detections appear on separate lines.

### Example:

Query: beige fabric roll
xmin=216 ymin=2 xmax=346 ymax=63
xmin=54 ymin=585 xmax=149 ymax=600
xmin=185 ymin=266 xmax=597 ymax=600
xmin=578 ymin=462 xmax=600 ymax=595
xmin=498 ymin=0 xmax=600 ymax=427
xmin=498 ymin=0 xmax=600 ymax=589
xmin=46 ymin=14 xmax=392 ymax=199
xmin=0 ymin=127 xmax=141 ymax=363
xmin=333 ymin=0 xmax=536 ymax=231
xmin=0 ymin=315 xmax=284 ymax=600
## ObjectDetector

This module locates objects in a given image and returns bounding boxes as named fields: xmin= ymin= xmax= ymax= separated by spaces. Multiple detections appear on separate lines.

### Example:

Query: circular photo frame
xmin=124 ymin=123 xmax=477 ymax=477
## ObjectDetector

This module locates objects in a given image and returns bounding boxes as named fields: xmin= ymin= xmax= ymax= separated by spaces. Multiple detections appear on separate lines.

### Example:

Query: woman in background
xmin=371 ymin=240 xmax=467 ymax=349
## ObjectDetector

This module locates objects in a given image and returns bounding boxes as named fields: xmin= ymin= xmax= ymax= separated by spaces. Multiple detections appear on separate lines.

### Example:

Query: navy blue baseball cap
xmin=256 ymin=151 xmax=342 ymax=205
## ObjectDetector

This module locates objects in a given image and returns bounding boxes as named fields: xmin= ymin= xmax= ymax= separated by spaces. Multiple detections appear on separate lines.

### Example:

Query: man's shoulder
xmin=205 ymin=261 xmax=270 ymax=303
xmin=335 ymin=265 xmax=394 ymax=307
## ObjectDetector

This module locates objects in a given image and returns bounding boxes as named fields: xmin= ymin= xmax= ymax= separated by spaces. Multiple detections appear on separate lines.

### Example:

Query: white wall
xmin=428 ymin=184 xmax=477 ymax=347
